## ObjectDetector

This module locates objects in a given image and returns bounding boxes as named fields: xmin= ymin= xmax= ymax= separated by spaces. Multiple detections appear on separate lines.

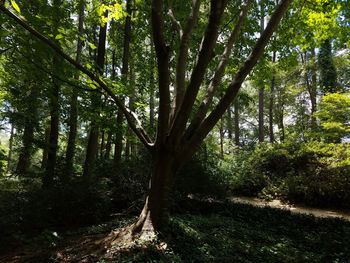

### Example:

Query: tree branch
xmin=185 ymin=0 xmax=252 ymax=139
xmin=182 ymin=0 xmax=294 ymax=161
xmin=19 ymin=50 xmax=101 ymax=94
xmin=173 ymin=0 xmax=201 ymax=112
xmin=0 ymin=4 xmax=154 ymax=151
xmin=152 ymin=0 xmax=171 ymax=144
xmin=169 ymin=0 xmax=227 ymax=144
xmin=168 ymin=7 xmax=183 ymax=39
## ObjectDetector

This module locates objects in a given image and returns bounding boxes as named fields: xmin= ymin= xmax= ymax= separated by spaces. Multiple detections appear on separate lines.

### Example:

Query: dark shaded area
xmin=3 ymin=198 xmax=348 ymax=262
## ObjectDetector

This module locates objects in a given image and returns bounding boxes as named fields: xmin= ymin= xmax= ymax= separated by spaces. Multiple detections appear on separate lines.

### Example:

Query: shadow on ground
xmin=1 ymin=198 xmax=350 ymax=262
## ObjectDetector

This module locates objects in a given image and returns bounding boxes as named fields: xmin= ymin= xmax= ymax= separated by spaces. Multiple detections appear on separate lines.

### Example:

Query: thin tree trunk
xmin=100 ymin=129 xmax=105 ymax=159
xmin=219 ymin=118 xmax=224 ymax=158
xmin=226 ymin=108 xmax=233 ymax=140
xmin=234 ymin=99 xmax=240 ymax=146
xmin=41 ymin=125 xmax=50 ymax=169
xmin=43 ymin=0 xmax=63 ymax=187
xmin=43 ymin=55 xmax=60 ymax=186
xmin=113 ymin=0 xmax=132 ymax=167
xmin=258 ymin=0 xmax=265 ymax=143
xmin=6 ymin=123 xmax=14 ymax=174
xmin=65 ymin=0 xmax=84 ymax=178
xmin=269 ymin=50 xmax=276 ymax=143
xmin=104 ymin=131 xmax=112 ymax=159
xmin=149 ymin=49 xmax=155 ymax=133
xmin=277 ymin=94 xmax=285 ymax=143
xmin=310 ymin=48 xmax=317 ymax=130
xmin=83 ymin=8 xmax=107 ymax=179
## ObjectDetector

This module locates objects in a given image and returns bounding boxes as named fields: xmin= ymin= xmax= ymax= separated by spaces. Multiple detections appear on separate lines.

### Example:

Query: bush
xmin=174 ymin=145 xmax=228 ymax=199
xmin=227 ymin=141 xmax=350 ymax=208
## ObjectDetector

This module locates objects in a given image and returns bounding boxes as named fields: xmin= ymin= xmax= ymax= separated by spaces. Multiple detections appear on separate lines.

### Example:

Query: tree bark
xmin=258 ymin=0 xmax=265 ymax=143
xmin=41 ymin=125 xmax=50 ymax=169
xmin=269 ymin=50 xmax=276 ymax=143
xmin=309 ymin=48 xmax=317 ymax=130
xmin=219 ymin=118 xmax=224 ymax=158
xmin=6 ymin=123 xmax=14 ymax=174
xmin=16 ymin=121 xmax=34 ymax=175
xmin=133 ymin=149 xmax=175 ymax=233
xmin=83 ymin=8 xmax=107 ymax=180
xmin=65 ymin=0 xmax=85 ymax=178
xmin=234 ymin=99 xmax=240 ymax=146
xmin=43 ymin=54 xmax=61 ymax=186
xmin=16 ymin=118 xmax=34 ymax=175
xmin=16 ymin=84 xmax=38 ymax=175
xmin=104 ymin=131 xmax=112 ymax=159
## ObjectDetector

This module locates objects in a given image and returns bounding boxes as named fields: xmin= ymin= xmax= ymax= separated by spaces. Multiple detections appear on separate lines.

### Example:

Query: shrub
xmin=174 ymin=145 xmax=227 ymax=199
xmin=227 ymin=141 xmax=350 ymax=208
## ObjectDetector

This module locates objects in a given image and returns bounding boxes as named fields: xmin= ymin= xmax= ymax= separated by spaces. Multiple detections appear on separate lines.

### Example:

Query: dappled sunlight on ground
xmin=229 ymin=196 xmax=350 ymax=221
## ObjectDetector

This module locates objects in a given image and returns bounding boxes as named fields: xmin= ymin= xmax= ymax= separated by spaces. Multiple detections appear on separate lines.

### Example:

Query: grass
xmin=1 ymin=199 xmax=350 ymax=262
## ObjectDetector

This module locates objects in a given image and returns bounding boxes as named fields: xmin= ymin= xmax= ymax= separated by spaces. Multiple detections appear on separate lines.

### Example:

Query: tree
xmin=65 ymin=0 xmax=85 ymax=178
xmin=0 ymin=0 xmax=293 ymax=235
xmin=316 ymin=92 xmax=350 ymax=143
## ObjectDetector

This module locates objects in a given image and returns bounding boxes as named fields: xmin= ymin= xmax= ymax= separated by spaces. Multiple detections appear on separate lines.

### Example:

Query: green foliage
xmin=318 ymin=40 xmax=339 ymax=93
xmin=316 ymin=92 xmax=350 ymax=142
xmin=227 ymin=142 xmax=350 ymax=208
xmin=0 ymin=177 xmax=114 ymax=248
xmin=175 ymin=146 xmax=227 ymax=199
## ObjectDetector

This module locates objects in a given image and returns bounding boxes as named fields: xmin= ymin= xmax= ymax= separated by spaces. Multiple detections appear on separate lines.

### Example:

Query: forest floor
xmin=229 ymin=196 xmax=350 ymax=221
xmin=1 ymin=198 xmax=350 ymax=262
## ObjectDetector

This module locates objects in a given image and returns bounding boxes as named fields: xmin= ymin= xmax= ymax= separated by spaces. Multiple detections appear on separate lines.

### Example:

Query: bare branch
xmin=182 ymin=0 xmax=294 ymax=161
xmin=169 ymin=0 xmax=228 ymax=144
xmin=0 ymin=5 xmax=154 ymax=150
xmin=168 ymin=7 xmax=183 ymax=39
xmin=185 ymin=0 xmax=252 ymax=139
xmin=152 ymin=0 xmax=171 ymax=143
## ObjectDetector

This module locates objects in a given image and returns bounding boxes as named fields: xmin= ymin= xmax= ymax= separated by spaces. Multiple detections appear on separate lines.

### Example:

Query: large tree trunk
xmin=16 ymin=84 xmax=38 ymax=175
xmin=133 ymin=149 xmax=175 ymax=233
xmin=16 ymin=118 xmax=34 ymax=175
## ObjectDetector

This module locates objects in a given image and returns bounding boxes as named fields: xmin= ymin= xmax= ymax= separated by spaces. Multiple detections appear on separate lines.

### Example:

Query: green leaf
xmin=10 ymin=0 xmax=21 ymax=14
xmin=88 ymin=43 xmax=97 ymax=50
xmin=55 ymin=34 xmax=64 ymax=40
xmin=86 ymin=63 xmax=92 ymax=70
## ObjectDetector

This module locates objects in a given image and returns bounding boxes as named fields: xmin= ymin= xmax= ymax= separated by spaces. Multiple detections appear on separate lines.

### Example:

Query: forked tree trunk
xmin=133 ymin=149 xmax=175 ymax=233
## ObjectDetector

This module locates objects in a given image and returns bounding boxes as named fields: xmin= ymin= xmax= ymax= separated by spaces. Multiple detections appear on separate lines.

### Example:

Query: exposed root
xmin=53 ymin=222 xmax=159 ymax=262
